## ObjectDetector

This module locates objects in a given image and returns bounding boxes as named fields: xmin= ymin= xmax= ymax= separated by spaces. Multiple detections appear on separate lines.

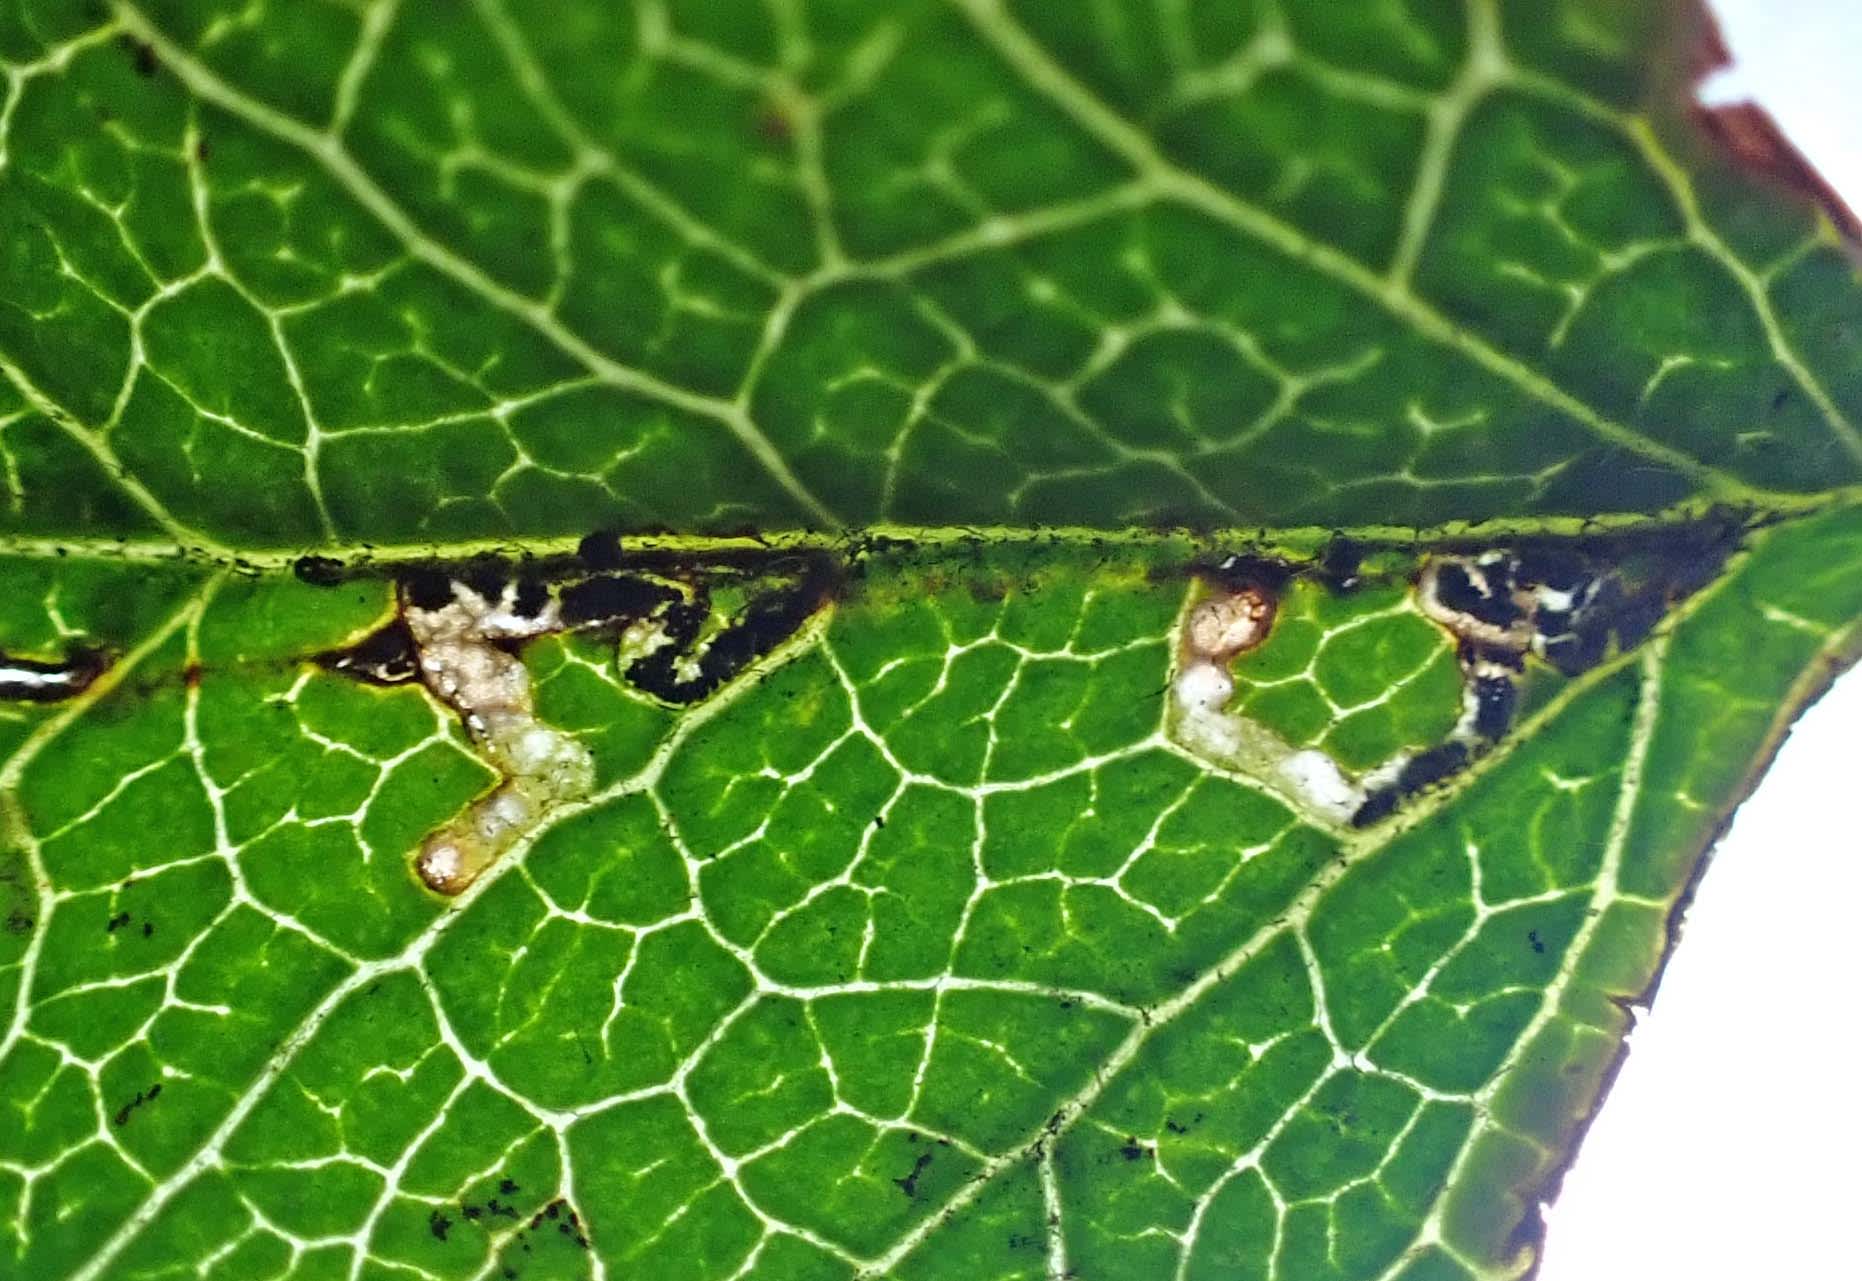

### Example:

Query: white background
xmin=1537 ymin=3 xmax=1862 ymax=1277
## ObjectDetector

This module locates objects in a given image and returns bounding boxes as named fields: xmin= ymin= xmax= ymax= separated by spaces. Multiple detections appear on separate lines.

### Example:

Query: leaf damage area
xmin=311 ymin=539 xmax=841 ymax=893
xmin=1170 ymin=522 xmax=1740 ymax=828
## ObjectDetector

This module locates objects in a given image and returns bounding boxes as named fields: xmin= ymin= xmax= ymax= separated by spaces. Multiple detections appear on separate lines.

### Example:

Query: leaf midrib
xmin=0 ymin=497 xmax=1856 ymax=573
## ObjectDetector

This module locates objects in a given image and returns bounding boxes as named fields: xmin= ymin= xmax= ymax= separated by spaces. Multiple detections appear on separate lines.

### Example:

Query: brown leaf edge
xmin=1677 ymin=0 xmax=1862 ymax=244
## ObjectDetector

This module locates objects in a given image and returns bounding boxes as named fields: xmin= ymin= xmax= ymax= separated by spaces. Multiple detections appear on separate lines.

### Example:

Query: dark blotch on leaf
xmin=1612 ymin=593 xmax=1666 ymax=649
xmin=126 ymin=38 xmax=158 ymax=76
xmin=461 ymin=559 xmax=508 ymax=602
xmin=292 ymin=555 xmax=345 ymax=587
xmin=578 ymin=529 xmax=624 ymax=570
xmin=1320 ymin=536 xmax=1363 ymax=589
xmin=1444 ymin=563 xmax=1525 ymax=629
xmin=1543 ymin=627 xmax=1607 ymax=676
xmin=892 ymin=1152 xmax=934 ymax=1198
xmin=428 ymin=1210 xmax=452 ymax=1243
xmin=1473 ymin=675 xmax=1517 ymax=739
xmin=401 ymin=568 xmax=454 ymax=611
xmin=0 ymin=647 xmax=109 ymax=703
xmin=1514 ymin=547 xmax=1588 ymax=592
xmin=560 ymin=575 xmax=679 ymax=626
xmin=628 ymin=557 xmax=838 ymax=704
xmin=111 ymin=1082 xmax=162 ymax=1127
xmin=1351 ymin=788 xmax=1400 ymax=829
xmin=1434 ymin=563 xmax=1485 ymax=616
xmin=513 ymin=575 xmax=549 ymax=617
xmin=317 ymin=620 xmax=420 ymax=686
xmin=1398 ymin=743 xmax=1469 ymax=794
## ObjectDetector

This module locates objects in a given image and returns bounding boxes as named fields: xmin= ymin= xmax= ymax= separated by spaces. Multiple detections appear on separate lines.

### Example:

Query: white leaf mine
xmin=1169 ymin=579 xmax=1369 ymax=825
xmin=405 ymin=580 xmax=594 ymax=896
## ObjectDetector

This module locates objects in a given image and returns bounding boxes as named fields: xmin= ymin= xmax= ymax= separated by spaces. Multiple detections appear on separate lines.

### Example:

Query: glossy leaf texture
xmin=1 ymin=2 xmax=1860 ymax=1280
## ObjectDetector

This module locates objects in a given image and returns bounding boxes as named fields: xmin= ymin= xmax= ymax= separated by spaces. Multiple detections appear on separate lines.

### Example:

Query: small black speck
xmin=105 ymin=911 xmax=131 ymax=934
xmin=1118 ymin=1139 xmax=1150 ymax=1162
xmin=498 ymin=1178 xmax=520 ymax=1196
xmin=1528 ymin=929 xmax=1546 ymax=955
xmin=428 ymin=1209 xmax=452 ymax=1243
xmin=130 ymin=40 xmax=158 ymax=76
xmin=141 ymin=921 xmax=153 ymax=938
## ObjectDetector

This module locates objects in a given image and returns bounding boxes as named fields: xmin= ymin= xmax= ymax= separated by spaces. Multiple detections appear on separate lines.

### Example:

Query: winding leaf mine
xmin=3 ymin=1 xmax=1862 ymax=1279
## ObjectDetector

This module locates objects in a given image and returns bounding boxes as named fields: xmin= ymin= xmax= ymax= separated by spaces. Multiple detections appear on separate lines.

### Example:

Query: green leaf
xmin=1 ymin=2 xmax=1859 ymax=1280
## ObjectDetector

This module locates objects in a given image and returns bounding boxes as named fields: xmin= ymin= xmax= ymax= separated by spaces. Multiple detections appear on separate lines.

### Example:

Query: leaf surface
xmin=2 ymin=2 xmax=1860 ymax=1280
